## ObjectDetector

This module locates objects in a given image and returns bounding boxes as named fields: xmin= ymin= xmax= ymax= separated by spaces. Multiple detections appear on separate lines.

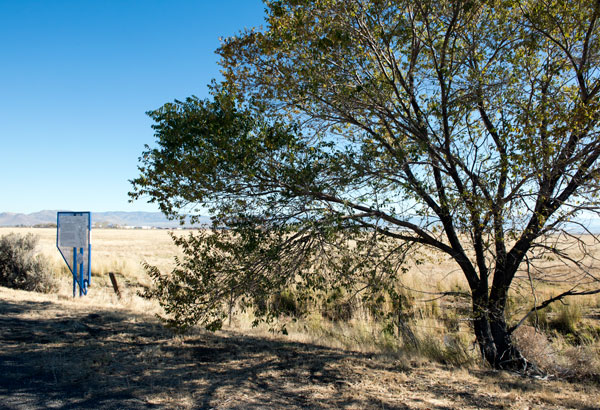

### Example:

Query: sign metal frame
xmin=57 ymin=211 xmax=91 ymax=297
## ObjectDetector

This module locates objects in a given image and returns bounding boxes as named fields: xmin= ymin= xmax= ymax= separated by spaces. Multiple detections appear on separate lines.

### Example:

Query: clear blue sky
xmin=0 ymin=0 xmax=266 ymax=214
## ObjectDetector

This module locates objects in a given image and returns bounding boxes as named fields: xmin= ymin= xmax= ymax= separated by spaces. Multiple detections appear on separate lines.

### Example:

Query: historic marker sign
xmin=57 ymin=212 xmax=91 ymax=297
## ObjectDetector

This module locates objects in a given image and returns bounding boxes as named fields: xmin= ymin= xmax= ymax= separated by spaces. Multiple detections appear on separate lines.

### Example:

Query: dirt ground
xmin=1 ymin=287 xmax=599 ymax=410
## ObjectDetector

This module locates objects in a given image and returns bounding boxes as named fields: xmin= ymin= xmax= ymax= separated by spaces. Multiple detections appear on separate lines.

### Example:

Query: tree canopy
xmin=131 ymin=0 xmax=600 ymax=371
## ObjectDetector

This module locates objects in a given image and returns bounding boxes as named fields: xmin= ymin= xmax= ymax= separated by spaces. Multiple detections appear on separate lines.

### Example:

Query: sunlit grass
xmin=1 ymin=226 xmax=598 ymax=375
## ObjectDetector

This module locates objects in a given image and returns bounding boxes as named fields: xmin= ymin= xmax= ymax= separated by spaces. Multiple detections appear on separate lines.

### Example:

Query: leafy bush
xmin=0 ymin=233 xmax=57 ymax=293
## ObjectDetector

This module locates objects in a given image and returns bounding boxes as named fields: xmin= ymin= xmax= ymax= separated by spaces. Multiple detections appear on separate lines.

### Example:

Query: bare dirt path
xmin=0 ymin=287 xmax=598 ymax=410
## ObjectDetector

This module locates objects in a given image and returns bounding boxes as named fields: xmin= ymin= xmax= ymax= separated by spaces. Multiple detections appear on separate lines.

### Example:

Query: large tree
xmin=131 ymin=0 xmax=600 ymax=372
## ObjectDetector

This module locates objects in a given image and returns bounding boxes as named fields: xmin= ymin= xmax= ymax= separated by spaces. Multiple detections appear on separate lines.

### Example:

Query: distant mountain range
xmin=0 ymin=210 xmax=209 ymax=228
xmin=2 ymin=210 xmax=599 ymax=232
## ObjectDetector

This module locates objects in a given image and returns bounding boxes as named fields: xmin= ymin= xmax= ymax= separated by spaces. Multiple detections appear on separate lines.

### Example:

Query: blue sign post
xmin=57 ymin=212 xmax=91 ymax=297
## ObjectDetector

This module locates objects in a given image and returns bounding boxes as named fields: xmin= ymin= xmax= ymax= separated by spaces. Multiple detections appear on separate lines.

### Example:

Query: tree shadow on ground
xmin=0 ymin=295 xmax=597 ymax=409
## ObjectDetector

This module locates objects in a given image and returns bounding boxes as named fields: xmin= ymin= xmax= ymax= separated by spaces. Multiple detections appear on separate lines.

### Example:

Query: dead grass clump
xmin=304 ymin=314 xmax=400 ymax=352
xmin=514 ymin=324 xmax=600 ymax=380
xmin=415 ymin=327 xmax=477 ymax=367
xmin=561 ymin=344 xmax=600 ymax=380
xmin=513 ymin=325 xmax=558 ymax=374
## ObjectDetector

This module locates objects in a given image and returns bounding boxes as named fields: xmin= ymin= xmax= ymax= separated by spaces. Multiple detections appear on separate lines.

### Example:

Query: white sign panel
xmin=58 ymin=214 xmax=89 ymax=247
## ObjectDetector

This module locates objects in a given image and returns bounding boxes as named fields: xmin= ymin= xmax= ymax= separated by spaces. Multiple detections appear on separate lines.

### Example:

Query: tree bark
xmin=472 ymin=291 xmax=542 ymax=374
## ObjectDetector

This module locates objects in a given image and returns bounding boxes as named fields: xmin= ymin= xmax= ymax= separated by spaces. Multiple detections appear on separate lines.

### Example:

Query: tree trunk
xmin=472 ymin=294 xmax=542 ymax=374
xmin=397 ymin=310 xmax=418 ymax=350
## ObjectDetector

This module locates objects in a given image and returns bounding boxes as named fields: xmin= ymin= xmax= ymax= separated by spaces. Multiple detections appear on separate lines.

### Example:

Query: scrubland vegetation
xmin=0 ymin=231 xmax=57 ymax=293
xmin=2 ymin=227 xmax=599 ymax=383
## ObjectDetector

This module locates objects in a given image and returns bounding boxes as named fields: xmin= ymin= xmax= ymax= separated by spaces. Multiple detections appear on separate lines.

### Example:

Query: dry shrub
xmin=271 ymin=289 xmax=307 ymax=318
xmin=514 ymin=325 xmax=600 ymax=379
xmin=415 ymin=325 xmax=476 ymax=366
xmin=562 ymin=344 xmax=600 ymax=380
xmin=321 ymin=289 xmax=355 ymax=322
xmin=527 ymin=307 xmax=549 ymax=329
xmin=513 ymin=325 xmax=558 ymax=373
xmin=0 ymin=233 xmax=57 ymax=293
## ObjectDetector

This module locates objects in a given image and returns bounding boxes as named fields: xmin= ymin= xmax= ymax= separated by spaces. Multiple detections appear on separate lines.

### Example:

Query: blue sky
xmin=0 ymin=0 xmax=266 ymax=214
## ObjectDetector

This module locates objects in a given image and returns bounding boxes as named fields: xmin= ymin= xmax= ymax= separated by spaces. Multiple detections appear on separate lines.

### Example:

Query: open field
xmin=1 ymin=227 xmax=600 ymax=408
xmin=0 ymin=227 xmax=183 ymax=286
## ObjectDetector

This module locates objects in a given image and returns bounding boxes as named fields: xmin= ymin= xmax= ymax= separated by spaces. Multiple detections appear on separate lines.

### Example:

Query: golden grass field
xmin=1 ymin=227 xmax=599 ymax=408
xmin=0 ymin=227 xmax=181 ymax=283
xmin=1 ymin=227 xmax=599 ymax=344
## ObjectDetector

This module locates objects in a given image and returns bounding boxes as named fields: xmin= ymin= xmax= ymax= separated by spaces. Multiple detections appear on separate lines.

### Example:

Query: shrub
xmin=271 ymin=289 xmax=306 ymax=318
xmin=514 ymin=325 xmax=600 ymax=378
xmin=0 ymin=233 xmax=57 ymax=293
xmin=527 ymin=307 xmax=549 ymax=329
xmin=416 ymin=331 xmax=475 ymax=366
xmin=513 ymin=325 xmax=557 ymax=373
xmin=562 ymin=344 xmax=600 ymax=380
xmin=550 ymin=303 xmax=582 ymax=336
xmin=321 ymin=288 xmax=355 ymax=322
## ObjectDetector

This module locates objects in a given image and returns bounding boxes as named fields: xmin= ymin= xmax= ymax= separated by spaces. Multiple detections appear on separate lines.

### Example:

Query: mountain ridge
xmin=2 ymin=210 xmax=599 ymax=232
xmin=0 ymin=210 xmax=207 ymax=228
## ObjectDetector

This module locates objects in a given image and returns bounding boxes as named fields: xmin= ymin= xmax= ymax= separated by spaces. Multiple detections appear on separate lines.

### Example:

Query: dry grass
xmin=1 ymin=227 xmax=599 ymax=380
xmin=2 ymin=286 xmax=599 ymax=409
xmin=0 ymin=227 xmax=186 ymax=312
xmin=0 ymin=227 xmax=182 ymax=284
